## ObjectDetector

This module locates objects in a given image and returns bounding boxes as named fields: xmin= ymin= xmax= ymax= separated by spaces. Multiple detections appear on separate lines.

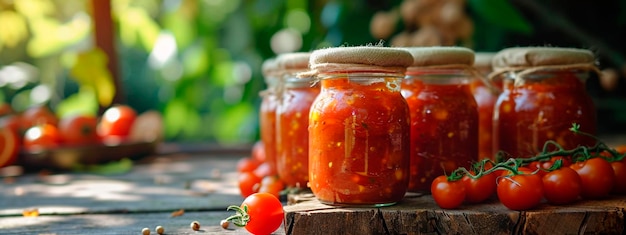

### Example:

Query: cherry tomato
xmin=98 ymin=105 xmax=137 ymax=138
xmin=240 ymin=192 xmax=284 ymax=235
xmin=542 ymin=167 xmax=582 ymax=205
xmin=431 ymin=175 xmax=466 ymax=209
xmin=528 ymin=156 xmax=572 ymax=178
xmin=462 ymin=172 xmax=496 ymax=204
xmin=251 ymin=141 xmax=266 ymax=163
xmin=570 ymin=157 xmax=615 ymax=199
xmin=0 ymin=128 xmax=19 ymax=167
xmin=610 ymin=161 xmax=626 ymax=195
xmin=257 ymin=176 xmax=285 ymax=198
xmin=253 ymin=162 xmax=277 ymax=179
xmin=58 ymin=114 xmax=100 ymax=146
xmin=238 ymin=172 xmax=262 ymax=198
xmin=237 ymin=157 xmax=261 ymax=173
xmin=496 ymin=174 xmax=543 ymax=210
xmin=0 ymin=114 xmax=23 ymax=136
xmin=23 ymin=124 xmax=61 ymax=151
xmin=22 ymin=105 xmax=58 ymax=128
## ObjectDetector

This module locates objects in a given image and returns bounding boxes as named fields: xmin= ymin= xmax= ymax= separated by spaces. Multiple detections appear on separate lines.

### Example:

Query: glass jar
xmin=469 ymin=52 xmax=500 ymax=160
xmin=259 ymin=58 xmax=281 ymax=174
xmin=492 ymin=47 xmax=598 ymax=158
xmin=275 ymin=52 xmax=319 ymax=188
xmin=401 ymin=47 xmax=478 ymax=193
xmin=308 ymin=47 xmax=413 ymax=207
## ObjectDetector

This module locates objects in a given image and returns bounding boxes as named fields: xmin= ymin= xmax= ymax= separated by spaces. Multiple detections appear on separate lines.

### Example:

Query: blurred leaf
xmin=163 ymin=11 xmax=195 ymax=50
xmin=69 ymin=49 xmax=116 ymax=106
xmin=14 ymin=0 xmax=55 ymax=19
xmin=163 ymin=98 xmax=187 ymax=138
xmin=182 ymin=42 xmax=210 ymax=78
xmin=56 ymin=88 xmax=99 ymax=119
xmin=27 ymin=14 xmax=90 ymax=58
xmin=468 ymin=0 xmax=533 ymax=34
xmin=72 ymin=158 xmax=133 ymax=175
xmin=118 ymin=7 xmax=161 ymax=51
xmin=211 ymin=61 xmax=235 ymax=86
xmin=213 ymin=103 xmax=256 ymax=143
xmin=0 ymin=11 xmax=29 ymax=48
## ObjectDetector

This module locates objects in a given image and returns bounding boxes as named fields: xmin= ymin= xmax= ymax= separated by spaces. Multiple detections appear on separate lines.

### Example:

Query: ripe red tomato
xmin=0 ymin=128 xmax=19 ymax=167
xmin=610 ymin=161 xmax=626 ymax=195
xmin=431 ymin=175 xmax=466 ymax=209
xmin=240 ymin=192 xmax=284 ymax=235
xmin=570 ymin=157 xmax=615 ymax=199
xmin=496 ymin=174 xmax=543 ymax=210
xmin=542 ymin=167 xmax=582 ymax=205
xmin=0 ymin=114 xmax=23 ymax=136
xmin=257 ymin=175 xmax=285 ymax=198
xmin=251 ymin=140 xmax=266 ymax=163
xmin=98 ymin=105 xmax=137 ymax=138
xmin=58 ymin=115 xmax=100 ymax=145
xmin=23 ymin=124 xmax=61 ymax=151
xmin=238 ymin=172 xmax=262 ymax=198
xmin=462 ymin=172 xmax=496 ymax=204
xmin=253 ymin=162 xmax=277 ymax=179
xmin=237 ymin=157 xmax=261 ymax=173
xmin=22 ymin=105 xmax=58 ymax=128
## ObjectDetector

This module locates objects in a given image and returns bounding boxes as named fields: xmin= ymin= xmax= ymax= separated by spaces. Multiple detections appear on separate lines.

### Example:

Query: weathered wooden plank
xmin=284 ymin=194 xmax=626 ymax=235
xmin=0 ymin=154 xmax=245 ymax=216
xmin=0 ymin=211 xmax=285 ymax=235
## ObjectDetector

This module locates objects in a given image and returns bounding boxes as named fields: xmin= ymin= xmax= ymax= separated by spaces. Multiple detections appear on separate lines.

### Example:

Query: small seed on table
xmin=155 ymin=225 xmax=165 ymax=234
xmin=190 ymin=221 xmax=201 ymax=231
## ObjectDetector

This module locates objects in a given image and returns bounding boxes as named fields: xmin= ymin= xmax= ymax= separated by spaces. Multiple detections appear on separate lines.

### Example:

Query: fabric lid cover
xmin=402 ymin=47 xmax=475 ymax=67
xmin=492 ymin=47 xmax=595 ymax=69
xmin=309 ymin=46 xmax=413 ymax=68
xmin=276 ymin=52 xmax=311 ymax=70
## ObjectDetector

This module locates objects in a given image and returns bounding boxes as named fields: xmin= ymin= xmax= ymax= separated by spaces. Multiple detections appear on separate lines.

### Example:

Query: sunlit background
xmin=0 ymin=0 xmax=625 ymax=144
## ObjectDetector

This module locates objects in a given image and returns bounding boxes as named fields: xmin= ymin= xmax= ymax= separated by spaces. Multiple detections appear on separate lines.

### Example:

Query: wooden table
xmin=0 ymin=146 xmax=265 ymax=234
xmin=2 ymin=142 xmax=626 ymax=234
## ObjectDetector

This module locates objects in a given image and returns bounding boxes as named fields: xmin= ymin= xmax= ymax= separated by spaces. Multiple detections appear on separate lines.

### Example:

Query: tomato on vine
xmin=225 ymin=192 xmax=284 ymax=235
xmin=462 ymin=171 xmax=496 ymax=204
xmin=542 ymin=167 xmax=582 ymax=205
xmin=610 ymin=161 xmax=626 ymax=195
xmin=431 ymin=175 xmax=465 ymax=209
xmin=98 ymin=105 xmax=137 ymax=139
xmin=497 ymin=174 xmax=543 ymax=211
xmin=569 ymin=157 xmax=615 ymax=199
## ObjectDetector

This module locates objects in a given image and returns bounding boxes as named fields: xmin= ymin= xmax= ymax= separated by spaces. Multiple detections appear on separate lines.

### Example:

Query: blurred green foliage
xmin=0 ymin=0 xmax=625 ymax=144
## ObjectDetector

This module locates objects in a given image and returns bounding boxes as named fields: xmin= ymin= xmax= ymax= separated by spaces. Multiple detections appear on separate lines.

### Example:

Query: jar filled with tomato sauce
xmin=491 ymin=47 xmax=598 ymax=158
xmin=308 ymin=47 xmax=413 ymax=207
xmin=275 ymin=52 xmax=319 ymax=189
xmin=470 ymin=52 xmax=501 ymax=160
xmin=401 ymin=47 xmax=479 ymax=193
xmin=259 ymin=58 xmax=281 ymax=173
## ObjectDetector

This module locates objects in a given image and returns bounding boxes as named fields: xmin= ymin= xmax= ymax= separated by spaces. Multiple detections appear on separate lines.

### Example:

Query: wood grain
xmin=284 ymin=193 xmax=626 ymax=235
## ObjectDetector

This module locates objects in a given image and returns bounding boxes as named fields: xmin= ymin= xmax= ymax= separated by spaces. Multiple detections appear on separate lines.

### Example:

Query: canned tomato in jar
xmin=470 ymin=52 xmax=501 ymax=160
xmin=275 ymin=52 xmax=319 ymax=189
xmin=307 ymin=46 xmax=413 ymax=207
xmin=401 ymin=47 xmax=479 ymax=193
xmin=259 ymin=58 xmax=281 ymax=174
xmin=491 ymin=47 xmax=598 ymax=158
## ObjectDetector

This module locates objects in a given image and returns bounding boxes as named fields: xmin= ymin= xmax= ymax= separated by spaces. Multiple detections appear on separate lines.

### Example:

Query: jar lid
xmin=474 ymin=52 xmax=496 ymax=70
xmin=261 ymin=58 xmax=279 ymax=77
xmin=402 ymin=47 xmax=475 ymax=67
xmin=492 ymin=47 xmax=595 ymax=69
xmin=309 ymin=46 xmax=413 ymax=69
xmin=276 ymin=52 xmax=311 ymax=71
